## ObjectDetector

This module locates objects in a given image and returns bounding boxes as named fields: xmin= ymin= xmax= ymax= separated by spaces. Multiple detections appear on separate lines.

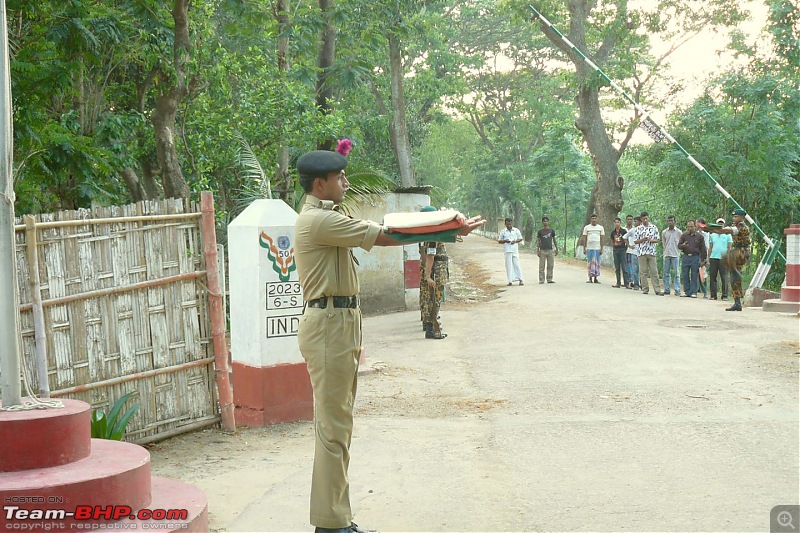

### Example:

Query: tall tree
xmin=151 ymin=0 xmax=195 ymax=199
xmin=505 ymin=0 xmax=745 ymax=237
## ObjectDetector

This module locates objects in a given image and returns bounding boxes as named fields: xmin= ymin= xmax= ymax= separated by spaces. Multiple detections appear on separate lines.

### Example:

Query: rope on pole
xmin=528 ymin=4 xmax=786 ymax=265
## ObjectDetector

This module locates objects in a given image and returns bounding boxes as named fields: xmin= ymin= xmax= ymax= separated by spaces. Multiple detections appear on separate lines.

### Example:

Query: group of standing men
xmin=497 ymin=210 xmax=751 ymax=314
xmin=497 ymin=217 xmax=560 ymax=285
xmin=600 ymin=209 xmax=750 ymax=311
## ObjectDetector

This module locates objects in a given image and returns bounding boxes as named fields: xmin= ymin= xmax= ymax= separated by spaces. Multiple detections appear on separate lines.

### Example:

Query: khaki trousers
xmin=298 ymin=300 xmax=361 ymax=529
xmin=538 ymin=249 xmax=555 ymax=282
xmin=638 ymin=254 xmax=663 ymax=293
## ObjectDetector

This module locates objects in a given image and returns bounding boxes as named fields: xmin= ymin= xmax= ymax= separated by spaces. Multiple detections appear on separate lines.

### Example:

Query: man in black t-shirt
xmin=536 ymin=216 xmax=559 ymax=284
xmin=610 ymin=217 xmax=629 ymax=287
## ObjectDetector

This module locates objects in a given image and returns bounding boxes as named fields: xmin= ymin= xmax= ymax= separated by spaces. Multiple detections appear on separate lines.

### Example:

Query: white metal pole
xmin=0 ymin=0 xmax=23 ymax=406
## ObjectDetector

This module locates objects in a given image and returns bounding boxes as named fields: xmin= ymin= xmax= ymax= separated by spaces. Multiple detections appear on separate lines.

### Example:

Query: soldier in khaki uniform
xmin=294 ymin=149 xmax=484 ymax=533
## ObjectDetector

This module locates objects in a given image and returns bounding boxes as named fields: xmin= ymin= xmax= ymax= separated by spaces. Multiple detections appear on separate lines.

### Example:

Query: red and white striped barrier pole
xmin=763 ymin=224 xmax=800 ymax=313
xmin=782 ymin=225 xmax=800 ymax=303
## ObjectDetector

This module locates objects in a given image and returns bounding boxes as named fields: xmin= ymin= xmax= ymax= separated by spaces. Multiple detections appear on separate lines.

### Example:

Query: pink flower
xmin=336 ymin=138 xmax=352 ymax=156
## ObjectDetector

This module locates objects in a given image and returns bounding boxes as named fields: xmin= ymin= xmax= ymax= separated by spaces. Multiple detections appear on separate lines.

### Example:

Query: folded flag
xmin=382 ymin=209 xmax=467 ymax=243
xmin=388 ymin=218 xmax=465 ymax=234
xmin=383 ymin=227 xmax=463 ymax=243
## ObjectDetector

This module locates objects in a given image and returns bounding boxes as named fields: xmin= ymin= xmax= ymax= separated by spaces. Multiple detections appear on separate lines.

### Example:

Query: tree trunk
xmin=575 ymin=84 xmax=624 ymax=232
xmin=389 ymin=33 xmax=415 ymax=188
xmin=539 ymin=0 xmax=626 ymax=262
xmin=152 ymin=90 xmax=188 ymax=198
xmin=141 ymin=154 xmax=161 ymax=199
xmin=275 ymin=0 xmax=291 ymax=202
xmin=150 ymin=0 xmax=192 ymax=199
xmin=121 ymin=168 xmax=146 ymax=203
xmin=315 ymin=0 xmax=336 ymax=150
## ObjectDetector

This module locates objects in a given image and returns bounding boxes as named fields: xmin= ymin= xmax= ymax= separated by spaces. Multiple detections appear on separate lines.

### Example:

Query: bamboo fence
xmin=7 ymin=197 xmax=229 ymax=443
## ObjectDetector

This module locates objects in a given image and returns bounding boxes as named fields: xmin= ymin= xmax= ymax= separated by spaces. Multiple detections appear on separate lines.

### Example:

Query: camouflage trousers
xmin=420 ymin=260 xmax=448 ymax=332
xmin=723 ymin=248 xmax=750 ymax=299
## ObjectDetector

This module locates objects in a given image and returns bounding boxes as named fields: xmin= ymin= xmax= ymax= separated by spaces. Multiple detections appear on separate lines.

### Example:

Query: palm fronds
xmin=234 ymin=130 xmax=271 ymax=199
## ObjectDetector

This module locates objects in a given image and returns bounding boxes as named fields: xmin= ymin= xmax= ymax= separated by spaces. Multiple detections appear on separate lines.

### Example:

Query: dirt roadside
xmin=148 ymin=235 xmax=799 ymax=532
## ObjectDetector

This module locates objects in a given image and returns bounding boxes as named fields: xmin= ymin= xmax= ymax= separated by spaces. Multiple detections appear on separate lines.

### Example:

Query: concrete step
xmin=0 ymin=399 xmax=91 ymax=472
xmin=126 ymin=476 xmax=209 ymax=532
xmin=0 ymin=439 xmax=151 ymax=527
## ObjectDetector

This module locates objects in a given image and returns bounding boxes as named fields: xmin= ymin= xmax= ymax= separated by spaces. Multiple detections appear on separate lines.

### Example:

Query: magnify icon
xmin=778 ymin=510 xmax=795 ymax=530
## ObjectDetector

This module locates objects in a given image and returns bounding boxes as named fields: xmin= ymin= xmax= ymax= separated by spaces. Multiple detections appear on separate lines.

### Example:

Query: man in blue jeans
xmin=678 ymin=219 xmax=707 ymax=297
xmin=625 ymin=215 xmax=641 ymax=289
xmin=662 ymin=215 xmax=682 ymax=295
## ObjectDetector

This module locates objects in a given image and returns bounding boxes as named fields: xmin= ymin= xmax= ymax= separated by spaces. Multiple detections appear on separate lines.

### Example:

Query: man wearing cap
xmin=419 ymin=206 xmax=448 ymax=339
xmin=704 ymin=208 xmax=750 ymax=311
xmin=294 ymin=148 xmax=484 ymax=533
xmin=708 ymin=217 xmax=732 ymax=300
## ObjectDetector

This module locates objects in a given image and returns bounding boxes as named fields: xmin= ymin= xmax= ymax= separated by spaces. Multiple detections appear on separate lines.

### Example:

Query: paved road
xmin=153 ymin=234 xmax=799 ymax=532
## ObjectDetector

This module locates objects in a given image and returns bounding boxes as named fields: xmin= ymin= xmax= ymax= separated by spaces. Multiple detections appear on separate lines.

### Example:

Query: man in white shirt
xmin=581 ymin=214 xmax=605 ymax=283
xmin=498 ymin=218 xmax=524 ymax=286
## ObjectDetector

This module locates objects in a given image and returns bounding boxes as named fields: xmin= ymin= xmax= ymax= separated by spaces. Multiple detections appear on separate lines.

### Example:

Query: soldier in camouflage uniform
xmin=705 ymin=208 xmax=750 ymax=311
xmin=420 ymin=240 xmax=449 ymax=339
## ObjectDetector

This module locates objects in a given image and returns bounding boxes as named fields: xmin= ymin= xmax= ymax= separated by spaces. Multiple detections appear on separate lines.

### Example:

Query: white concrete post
xmin=228 ymin=200 xmax=311 ymax=426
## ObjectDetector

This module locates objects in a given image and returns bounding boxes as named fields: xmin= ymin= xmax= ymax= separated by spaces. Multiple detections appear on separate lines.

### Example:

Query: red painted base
xmin=232 ymin=361 xmax=314 ymax=426
xmin=781 ymin=286 xmax=800 ymax=303
xmin=404 ymin=259 xmax=422 ymax=289
xmin=129 ymin=476 xmax=208 ymax=532
xmin=0 ymin=439 xmax=151 ymax=527
xmin=0 ymin=400 xmax=210 ymax=532
xmin=0 ymin=399 xmax=91 ymax=472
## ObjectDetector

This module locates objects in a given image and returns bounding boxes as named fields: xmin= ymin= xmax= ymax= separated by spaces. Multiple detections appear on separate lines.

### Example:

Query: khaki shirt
xmin=294 ymin=195 xmax=382 ymax=301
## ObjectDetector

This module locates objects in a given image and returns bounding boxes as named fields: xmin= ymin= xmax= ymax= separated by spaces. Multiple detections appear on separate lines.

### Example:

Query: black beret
xmin=296 ymin=150 xmax=347 ymax=177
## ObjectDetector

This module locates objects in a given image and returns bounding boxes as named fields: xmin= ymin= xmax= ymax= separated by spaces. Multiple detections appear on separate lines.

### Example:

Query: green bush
xmin=90 ymin=392 xmax=140 ymax=441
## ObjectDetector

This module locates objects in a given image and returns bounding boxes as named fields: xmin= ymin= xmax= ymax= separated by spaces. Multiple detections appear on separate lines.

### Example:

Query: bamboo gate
xmin=6 ymin=195 xmax=233 ymax=443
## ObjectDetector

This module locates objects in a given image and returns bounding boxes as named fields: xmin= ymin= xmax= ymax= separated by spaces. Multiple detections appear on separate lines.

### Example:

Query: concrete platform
xmin=125 ymin=476 xmax=209 ymax=532
xmin=763 ymin=298 xmax=800 ymax=313
xmin=0 ymin=399 xmax=91 ymax=472
xmin=0 ymin=439 xmax=152 ymax=526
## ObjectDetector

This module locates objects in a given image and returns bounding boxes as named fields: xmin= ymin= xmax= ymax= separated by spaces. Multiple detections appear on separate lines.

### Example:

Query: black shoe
xmin=315 ymin=523 xmax=377 ymax=533
xmin=725 ymin=304 xmax=742 ymax=311
xmin=547 ymin=280 xmax=555 ymax=283
xmin=710 ymin=296 xmax=717 ymax=300
xmin=519 ymin=281 xmax=524 ymax=285
xmin=507 ymin=282 xmax=512 ymax=286
xmin=425 ymin=331 xmax=447 ymax=339
xmin=539 ymin=281 xmax=545 ymax=284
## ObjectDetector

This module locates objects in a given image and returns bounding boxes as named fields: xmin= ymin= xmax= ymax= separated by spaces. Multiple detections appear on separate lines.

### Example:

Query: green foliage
xmin=90 ymin=392 xmax=140 ymax=441
xmin=7 ymin=0 xmax=797 ymax=282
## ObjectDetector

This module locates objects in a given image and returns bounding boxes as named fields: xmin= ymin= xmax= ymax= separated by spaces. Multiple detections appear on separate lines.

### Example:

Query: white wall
xmin=349 ymin=193 xmax=429 ymax=314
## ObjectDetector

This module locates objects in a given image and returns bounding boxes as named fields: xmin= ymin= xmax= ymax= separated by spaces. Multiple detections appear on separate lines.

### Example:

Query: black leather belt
xmin=307 ymin=296 xmax=359 ymax=309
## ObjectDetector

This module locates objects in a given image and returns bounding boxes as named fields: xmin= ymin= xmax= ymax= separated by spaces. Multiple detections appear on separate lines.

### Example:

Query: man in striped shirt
xmin=633 ymin=211 xmax=664 ymax=295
